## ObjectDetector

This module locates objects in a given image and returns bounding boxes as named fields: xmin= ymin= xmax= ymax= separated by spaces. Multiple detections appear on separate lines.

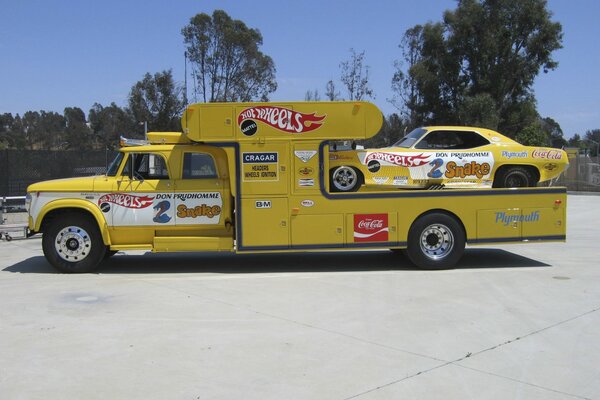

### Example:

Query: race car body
xmin=329 ymin=126 xmax=568 ymax=191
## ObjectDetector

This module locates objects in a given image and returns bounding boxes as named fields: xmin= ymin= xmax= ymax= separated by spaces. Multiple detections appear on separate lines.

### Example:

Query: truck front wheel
xmin=406 ymin=213 xmax=465 ymax=270
xmin=42 ymin=214 xmax=106 ymax=273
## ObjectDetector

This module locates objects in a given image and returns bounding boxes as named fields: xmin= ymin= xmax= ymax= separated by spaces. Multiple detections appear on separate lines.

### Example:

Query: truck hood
xmin=27 ymin=176 xmax=101 ymax=193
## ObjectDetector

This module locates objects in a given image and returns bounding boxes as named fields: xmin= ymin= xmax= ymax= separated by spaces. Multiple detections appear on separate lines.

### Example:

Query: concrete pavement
xmin=0 ymin=194 xmax=598 ymax=399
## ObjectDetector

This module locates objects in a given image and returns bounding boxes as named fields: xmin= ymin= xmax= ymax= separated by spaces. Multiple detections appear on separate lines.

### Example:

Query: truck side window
xmin=182 ymin=153 xmax=218 ymax=179
xmin=122 ymin=153 xmax=170 ymax=180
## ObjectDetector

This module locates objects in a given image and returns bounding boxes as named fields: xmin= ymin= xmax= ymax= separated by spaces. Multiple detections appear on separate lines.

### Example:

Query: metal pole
xmin=184 ymin=51 xmax=188 ymax=107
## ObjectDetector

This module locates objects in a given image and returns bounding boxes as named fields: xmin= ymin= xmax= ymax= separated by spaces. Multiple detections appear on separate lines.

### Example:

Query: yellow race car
xmin=329 ymin=126 xmax=568 ymax=192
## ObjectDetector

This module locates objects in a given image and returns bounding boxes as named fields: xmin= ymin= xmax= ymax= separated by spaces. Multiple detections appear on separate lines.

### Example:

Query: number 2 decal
xmin=428 ymin=158 xmax=444 ymax=178
xmin=153 ymin=200 xmax=172 ymax=223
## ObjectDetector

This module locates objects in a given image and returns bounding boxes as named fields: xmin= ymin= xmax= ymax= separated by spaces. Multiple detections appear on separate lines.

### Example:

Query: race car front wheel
xmin=406 ymin=212 xmax=465 ymax=270
xmin=330 ymin=166 xmax=361 ymax=192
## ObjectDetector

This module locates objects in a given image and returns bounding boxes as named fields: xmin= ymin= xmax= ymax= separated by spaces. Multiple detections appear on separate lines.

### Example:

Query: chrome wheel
xmin=332 ymin=166 xmax=358 ymax=191
xmin=54 ymin=226 xmax=92 ymax=262
xmin=419 ymin=223 xmax=454 ymax=261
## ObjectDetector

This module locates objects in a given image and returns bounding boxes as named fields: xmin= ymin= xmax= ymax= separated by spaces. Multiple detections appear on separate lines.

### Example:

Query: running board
xmin=153 ymin=236 xmax=234 ymax=252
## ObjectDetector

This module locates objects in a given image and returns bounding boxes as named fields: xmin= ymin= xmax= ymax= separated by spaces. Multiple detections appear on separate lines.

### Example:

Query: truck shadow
xmin=4 ymin=248 xmax=550 ymax=274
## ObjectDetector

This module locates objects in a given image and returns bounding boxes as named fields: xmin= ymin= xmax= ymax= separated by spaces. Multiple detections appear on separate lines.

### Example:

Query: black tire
xmin=42 ymin=213 xmax=106 ymax=273
xmin=406 ymin=213 xmax=465 ymax=270
xmin=330 ymin=166 xmax=361 ymax=192
xmin=493 ymin=166 xmax=536 ymax=188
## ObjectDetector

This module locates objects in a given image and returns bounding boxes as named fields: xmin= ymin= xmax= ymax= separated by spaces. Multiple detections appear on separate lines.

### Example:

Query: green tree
xmin=515 ymin=122 xmax=550 ymax=146
xmin=128 ymin=70 xmax=185 ymax=133
xmin=541 ymin=117 xmax=567 ymax=148
xmin=63 ymin=107 xmax=93 ymax=150
xmin=393 ymin=0 xmax=563 ymax=137
xmin=362 ymin=114 xmax=406 ymax=148
xmin=340 ymin=49 xmax=374 ymax=101
xmin=89 ymin=103 xmax=136 ymax=149
xmin=325 ymin=80 xmax=340 ymax=101
xmin=182 ymin=10 xmax=277 ymax=102
xmin=584 ymin=129 xmax=600 ymax=157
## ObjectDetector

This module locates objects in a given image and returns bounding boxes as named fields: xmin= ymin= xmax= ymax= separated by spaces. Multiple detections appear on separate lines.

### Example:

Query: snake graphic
xmin=153 ymin=200 xmax=172 ymax=223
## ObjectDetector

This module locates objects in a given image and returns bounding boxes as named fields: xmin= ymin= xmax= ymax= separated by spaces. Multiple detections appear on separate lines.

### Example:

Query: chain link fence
xmin=0 ymin=149 xmax=118 ymax=197
xmin=553 ymin=152 xmax=600 ymax=192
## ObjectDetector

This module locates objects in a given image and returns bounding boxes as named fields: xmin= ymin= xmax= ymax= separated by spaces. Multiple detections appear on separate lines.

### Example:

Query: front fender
xmin=34 ymin=199 xmax=111 ymax=246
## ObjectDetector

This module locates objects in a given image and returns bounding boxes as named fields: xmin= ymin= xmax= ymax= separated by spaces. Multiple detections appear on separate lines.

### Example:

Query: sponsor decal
xmin=153 ymin=200 xmax=172 ymax=223
xmin=365 ymin=152 xmax=431 ymax=167
xmin=373 ymin=177 xmax=389 ymax=184
xmin=427 ymin=158 xmax=444 ymax=178
xmin=100 ymin=202 xmax=110 ymax=213
xmin=242 ymin=152 xmax=279 ymax=181
xmin=299 ymin=178 xmax=315 ymax=187
xmin=238 ymin=106 xmax=326 ymax=134
xmin=97 ymin=193 xmax=154 ymax=209
xmin=502 ymin=150 xmax=528 ymax=159
xmin=255 ymin=200 xmax=272 ymax=209
xmin=435 ymin=151 xmax=491 ymax=159
xmin=354 ymin=214 xmax=389 ymax=242
xmin=295 ymin=150 xmax=317 ymax=162
xmin=243 ymin=152 xmax=278 ymax=163
xmin=367 ymin=160 xmax=381 ymax=173
xmin=393 ymin=176 xmax=409 ymax=185
xmin=177 ymin=204 xmax=222 ymax=219
xmin=495 ymin=211 xmax=540 ymax=226
xmin=168 ymin=193 xmax=220 ymax=201
xmin=298 ymin=167 xmax=314 ymax=176
xmin=544 ymin=163 xmax=558 ymax=171
xmin=240 ymin=120 xmax=258 ymax=136
xmin=301 ymin=200 xmax=314 ymax=207
xmin=532 ymin=149 xmax=563 ymax=160
xmin=445 ymin=161 xmax=491 ymax=179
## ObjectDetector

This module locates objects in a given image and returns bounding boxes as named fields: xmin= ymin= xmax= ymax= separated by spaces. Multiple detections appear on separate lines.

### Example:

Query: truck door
xmin=109 ymin=152 xmax=175 ymax=227
xmin=173 ymin=151 xmax=231 ymax=232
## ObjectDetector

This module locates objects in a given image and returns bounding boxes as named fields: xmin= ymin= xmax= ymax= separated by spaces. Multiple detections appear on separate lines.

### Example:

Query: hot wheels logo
xmin=98 ymin=193 xmax=154 ymax=209
xmin=365 ymin=152 xmax=430 ymax=167
xmin=238 ymin=106 xmax=326 ymax=134
xmin=354 ymin=214 xmax=389 ymax=242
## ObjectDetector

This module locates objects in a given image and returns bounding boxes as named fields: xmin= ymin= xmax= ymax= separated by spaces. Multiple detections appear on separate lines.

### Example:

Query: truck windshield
xmin=106 ymin=152 xmax=124 ymax=176
xmin=392 ymin=128 xmax=427 ymax=148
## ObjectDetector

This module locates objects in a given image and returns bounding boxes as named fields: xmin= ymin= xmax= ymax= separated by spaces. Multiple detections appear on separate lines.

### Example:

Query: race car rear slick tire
xmin=406 ymin=213 xmax=465 ymax=270
xmin=330 ymin=166 xmax=361 ymax=192
xmin=42 ymin=214 xmax=106 ymax=273
xmin=494 ymin=166 xmax=536 ymax=188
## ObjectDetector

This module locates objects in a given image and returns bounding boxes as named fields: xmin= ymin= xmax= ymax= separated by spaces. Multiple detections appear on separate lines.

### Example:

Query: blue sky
xmin=1 ymin=0 xmax=598 ymax=138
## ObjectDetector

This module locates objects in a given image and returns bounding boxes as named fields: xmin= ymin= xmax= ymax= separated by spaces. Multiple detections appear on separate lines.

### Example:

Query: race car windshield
xmin=392 ymin=128 xmax=427 ymax=148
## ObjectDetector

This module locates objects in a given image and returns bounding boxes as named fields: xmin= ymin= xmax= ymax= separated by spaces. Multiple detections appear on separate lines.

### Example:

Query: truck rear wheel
xmin=42 ymin=214 xmax=106 ymax=273
xmin=406 ymin=213 xmax=465 ymax=270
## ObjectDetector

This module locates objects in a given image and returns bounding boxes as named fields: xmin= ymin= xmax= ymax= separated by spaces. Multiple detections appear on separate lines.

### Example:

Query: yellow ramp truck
xmin=26 ymin=102 xmax=567 ymax=272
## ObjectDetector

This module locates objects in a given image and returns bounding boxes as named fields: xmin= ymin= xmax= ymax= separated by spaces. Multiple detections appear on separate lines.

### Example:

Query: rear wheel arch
xmin=493 ymin=164 xmax=539 ymax=188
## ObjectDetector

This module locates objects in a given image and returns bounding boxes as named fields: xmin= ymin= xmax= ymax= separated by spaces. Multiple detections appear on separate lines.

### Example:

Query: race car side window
xmin=415 ymin=130 xmax=490 ymax=150
xmin=182 ymin=153 xmax=218 ymax=179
